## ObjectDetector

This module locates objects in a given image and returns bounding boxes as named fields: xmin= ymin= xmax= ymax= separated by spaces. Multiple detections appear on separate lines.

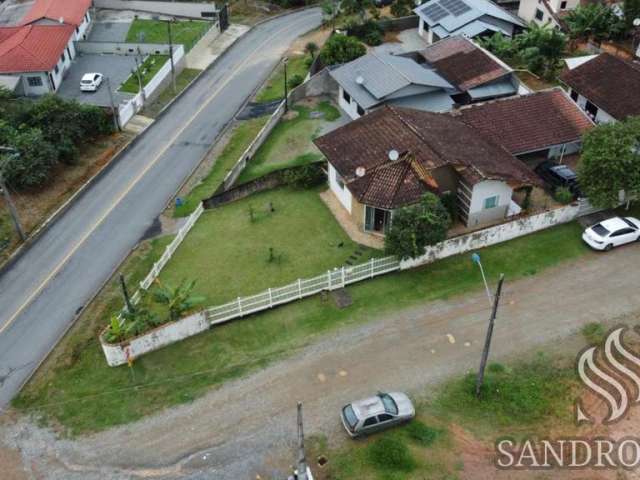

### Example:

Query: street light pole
xmin=165 ymin=19 xmax=177 ymax=94
xmin=475 ymin=274 xmax=505 ymax=398
xmin=283 ymin=56 xmax=289 ymax=113
xmin=0 ymin=147 xmax=26 ymax=242
xmin=471 ymin=252 xmax=492 ymax=306
xmin=105 ymin=76 xmax=121 ymax=132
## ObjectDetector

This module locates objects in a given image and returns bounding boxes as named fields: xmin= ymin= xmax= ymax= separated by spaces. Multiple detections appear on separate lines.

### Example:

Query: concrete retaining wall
xmin=101 ymin=311 xmax=208 ymax=366
xmin=377 ymin=15 xmax=419 ymax=32
xmin=77 ymin=41 xmax=175 ymax=56
xmin=400 ymin=203 xmax=581 ymax=270
xmin=288 ymin=68 xmax=337 ymax=103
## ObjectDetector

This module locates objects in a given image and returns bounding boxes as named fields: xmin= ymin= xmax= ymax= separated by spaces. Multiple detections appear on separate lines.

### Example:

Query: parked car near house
xmin=341 ymin=391 xmax=415 ymax=437
xmin=582 ymin=217 xmax=640 ymax=251
xmin=80 ymin=72 xmax=103 ymax=92
xmin=534 ymin=161 xmax=582 ymax=198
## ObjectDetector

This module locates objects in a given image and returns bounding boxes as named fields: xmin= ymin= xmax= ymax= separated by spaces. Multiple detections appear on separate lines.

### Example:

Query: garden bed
xmin=119 ymin=54 xmax=170 ymax=94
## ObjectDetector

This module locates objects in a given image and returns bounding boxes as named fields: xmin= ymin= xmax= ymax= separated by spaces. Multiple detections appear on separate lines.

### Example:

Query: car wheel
xmin=605 ymin=243 xmax=613 ymax=251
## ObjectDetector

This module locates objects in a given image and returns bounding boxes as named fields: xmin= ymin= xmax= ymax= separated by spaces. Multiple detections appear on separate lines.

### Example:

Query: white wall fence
xmin=77 ymin=41 xmax=176 ymax=56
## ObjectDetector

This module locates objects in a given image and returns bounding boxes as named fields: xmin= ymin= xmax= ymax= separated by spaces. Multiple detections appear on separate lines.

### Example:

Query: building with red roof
xmin=0 ymin=0 xmax=93 ymax=95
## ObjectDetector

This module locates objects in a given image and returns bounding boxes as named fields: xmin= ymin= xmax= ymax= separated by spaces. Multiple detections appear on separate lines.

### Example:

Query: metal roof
xmin=467 ymin=77 xmax=516 ymax=99
xmin=388 ymin=89 xmax=455 ymax=112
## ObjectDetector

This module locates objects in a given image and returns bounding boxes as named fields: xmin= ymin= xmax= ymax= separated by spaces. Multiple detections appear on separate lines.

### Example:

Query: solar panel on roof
xmin=439 ymin=0 xmax=471 ymax=16
xmin=423 ymin=2 xmax=449 ymax=22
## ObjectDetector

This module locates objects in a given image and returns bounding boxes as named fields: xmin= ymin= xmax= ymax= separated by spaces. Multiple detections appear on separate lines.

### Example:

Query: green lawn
xmin=14 ymin=217 xmax=591 ymax=435
xmin=236 ymin=101 xmax=341 ymax=184
xmin=255 ymin=55 xmax=310 ymax=103
xmin=126 ymin=19 xmax=212 ymax=52
xmin=118 ymin=55 xmax=169 ymax=94
xmin=174 ymin=116 xmax=270 ymax=217
xmin=162 ymin=187 xmax=379 ymax=306
xmin=142 ymin=68 xmax=202 ymax=118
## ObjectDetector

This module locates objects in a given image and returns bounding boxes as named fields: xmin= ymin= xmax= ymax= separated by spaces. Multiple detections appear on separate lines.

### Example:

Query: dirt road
xmin=1 ymin=243 xmax=639 ymax=479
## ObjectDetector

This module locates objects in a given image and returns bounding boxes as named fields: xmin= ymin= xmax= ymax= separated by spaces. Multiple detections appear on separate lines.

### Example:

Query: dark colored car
xmin=534 ymin=161 xmax=582 ymax=197
xmin=373 ymin=0 xmax=394 ymax=6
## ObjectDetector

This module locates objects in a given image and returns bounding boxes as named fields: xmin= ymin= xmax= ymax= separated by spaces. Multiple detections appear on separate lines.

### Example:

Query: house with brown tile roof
xmin=560 ymin=53 xmax=640 ymax=123
xmin=454 ymin=88 xmax=594 ymax=158
xmin=314 ymin=105 xmax=542 ymax=234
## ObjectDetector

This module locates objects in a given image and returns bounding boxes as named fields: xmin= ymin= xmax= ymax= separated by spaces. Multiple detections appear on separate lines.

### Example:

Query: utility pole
xmin=165 ymin=18 xmax=177 ymax=94
xmin=105 ymin=76 xmax=121 ymax=132
xmin=295 ymin=402 xmax=309 ymax=480
xmin=475 ymin=274 xmax=505 ymax=398
xmin=119 ymin=273 xmax=134 ymax=313
xmin=0 ymin=147 xmax=26 ymax=242
xmin=135 ymin=48 xmax=146 ymax=104
xmin=283 ymin=56 xmax=289 ymax=113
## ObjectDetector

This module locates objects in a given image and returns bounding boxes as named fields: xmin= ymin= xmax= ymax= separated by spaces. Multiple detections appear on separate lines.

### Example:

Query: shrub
xmin=319 ymin=34 xmax=366 ymax=66
xmin=404 ymin=421 xmax=442 ymax=447
xmin=582 ymin=322 xmax=606 ymax=345
xmin=346 ymin=19 xmax=384 ymax=46
xmin=367 ymin=436 xmax=417 ymax=472
xmin=282 ymin=163 xmax=325 ymax=189
xmin=554 ymin=186 xmax=574 ymax=204
xmin=439 ymin=191 xmax=457 ymax=222
xmin=391 ymin=0 xmax=413 ymax=17
xmin=288 ymin=74 xmax=304 ymax=89
xmin=363 ymin=30 xmax=383 ymax=46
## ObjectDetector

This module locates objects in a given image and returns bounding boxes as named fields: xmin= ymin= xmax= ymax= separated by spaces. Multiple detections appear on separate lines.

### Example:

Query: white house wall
xmin=20 ymin=72 xmax=49 ymax=95
xmin=338 ymin=85 xmax=364 ymax=120
xmin=467 ymin=180 xmax=513 ymax=227
xmin=328 ymin=163 xmax=352 ymax=214
xmin=570 ymin=89 xmax=616 ymax=124
xmin=74 ymin=10 xmax=91 ymax=40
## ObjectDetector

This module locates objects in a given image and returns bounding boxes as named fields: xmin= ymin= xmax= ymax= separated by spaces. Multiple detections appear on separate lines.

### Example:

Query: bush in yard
xmin=104 ymin=302 xmax=161 ymax=344
xmin=346 ymin=19 xmax=384 ymax=46
xmin=282 ymin=163 xmax=325 ymax=189
xmin=319 ymin=35 xmax=366 ymax=66
xmin=578 ymin=116 xmax=640 ymax=209
xmin=479 ymin=32 xmax=517 ymax=62
xmin=565 ymin=4 xmax=625 ymax=42
xmin=553 ymin=186 xmax=574 ymax=205
xmin=367 ymin=436 xmax=416 ymax=472
xmin=404 ymin=421 xmax=442 ymax=447
xmin=288 ymin=74 xmax=304 ymax=89
xmin=384 ymin=192 xmax=451 ymax=260
xmin=152 ymin=279 xmax=205 ymax=322
xmin=391 ymin=0 xmax=414 ymax=17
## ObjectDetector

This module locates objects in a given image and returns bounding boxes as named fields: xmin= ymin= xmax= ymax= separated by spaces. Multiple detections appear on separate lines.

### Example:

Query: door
xmin=610 ymin=228 xmax=636 ymax=246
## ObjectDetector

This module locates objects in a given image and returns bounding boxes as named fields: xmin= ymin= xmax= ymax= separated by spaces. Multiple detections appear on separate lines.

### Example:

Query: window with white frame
xmin=535 ymin=8 xmax=544 ymax=20
xmin=484 ymin=195 xmax=499 ymax=209
xmin=335 ymin=171 xmax=345 ymax=189
xmin=27 ymin=76 xmax=43 ymax=87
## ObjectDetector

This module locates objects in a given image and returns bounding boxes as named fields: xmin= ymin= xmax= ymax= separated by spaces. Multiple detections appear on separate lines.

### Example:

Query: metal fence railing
xmin=206 ymin=256 xmax=400 ymax=325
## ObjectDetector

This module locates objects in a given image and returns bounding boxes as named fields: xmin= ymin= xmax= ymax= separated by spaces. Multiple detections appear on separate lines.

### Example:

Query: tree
xmin=564 ymin=4 xmax=625 ymax=42
xmin=152 ymin=279 xmax=205 ymax=322
xmin=578 ymin=117 xmax=640 ymax=209
xmin=390 ymin=0 xmax=413 ymax=17
xmin=515 ymin=23 xmax=567 ymax=79
xmin=319 ymin=35 xmax=366 ymax=65
xmin=624 ymin=0 xmax=640 ymax=31
xmin=341 ymin=0 xmax=372 ymax=20
xmin=384 ymin=193 xmax=451 ymax=260
xmin=305 ymin=41 xmax=319 ymax=60
xmin=479 ymin=32 xmax=516 ymax=61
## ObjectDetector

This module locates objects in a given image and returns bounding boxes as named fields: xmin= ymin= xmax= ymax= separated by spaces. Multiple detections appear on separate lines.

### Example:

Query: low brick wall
xmin=100 ymin=311 xmax=208 ymax=366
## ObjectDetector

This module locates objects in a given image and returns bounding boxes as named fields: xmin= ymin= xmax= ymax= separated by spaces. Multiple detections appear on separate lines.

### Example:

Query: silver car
xmin=340 ymin=392 xmax=415 ymax=437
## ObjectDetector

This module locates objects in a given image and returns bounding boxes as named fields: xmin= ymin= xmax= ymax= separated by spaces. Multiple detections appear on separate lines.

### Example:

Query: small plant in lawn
xmin=554 ymin=186 xmax=574 ymax=205
xmin=288 ymin=74 xmax=304 ymax=89
xmin=152 ymin=279 xmax=205 ymax=322
xmin=282 ymin=163 xmax=325 ymax=189
xmin=404 ymin=420 xmax=443 ymax=447
xmin=367 ymin=436 xmax=417 ymax=473
xmin=582 ymin=322 xmax=606 ymax=345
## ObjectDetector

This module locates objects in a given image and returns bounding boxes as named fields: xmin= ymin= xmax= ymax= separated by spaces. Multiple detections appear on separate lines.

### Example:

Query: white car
xmin=340 ymin=392 xmax=415 ymax=437
xmin=582 ymin=216 xmax=640 ymax=251
xmin=80 ymin=73 xmax=103 ymax=92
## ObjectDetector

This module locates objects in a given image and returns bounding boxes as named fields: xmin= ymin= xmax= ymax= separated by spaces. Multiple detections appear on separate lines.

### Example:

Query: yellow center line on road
xmin=0 ymin=13 xmax=317 ymax=336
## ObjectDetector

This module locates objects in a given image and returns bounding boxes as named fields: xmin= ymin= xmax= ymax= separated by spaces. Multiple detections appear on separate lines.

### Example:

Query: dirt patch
xmin=288 ymin=26 xmax=331 ymax=56
xmin=0 ymin=446 xmax=28 ymax=480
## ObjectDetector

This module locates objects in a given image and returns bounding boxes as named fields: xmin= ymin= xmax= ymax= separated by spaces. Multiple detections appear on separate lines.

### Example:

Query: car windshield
xmin=81 ymin=79 xmax=93 ymax=84
xmin=379 ymin=394 xmax=398 ymax=415
xmin=342 ymin=405 xmax=358 ymax=430
xmin=592 ymin=224 xmax=610 ymax=237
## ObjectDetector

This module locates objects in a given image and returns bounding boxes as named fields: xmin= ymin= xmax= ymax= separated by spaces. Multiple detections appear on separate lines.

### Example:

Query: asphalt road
xmin=0 ymin=8 xmax=322 ymax=409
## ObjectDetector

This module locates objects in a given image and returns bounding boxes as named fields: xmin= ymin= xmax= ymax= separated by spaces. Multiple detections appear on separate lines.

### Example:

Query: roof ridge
xmin=386 ymin=105 xmax=446 ymax=167
xmin=374 ymin=51 xmax=413 ymax=85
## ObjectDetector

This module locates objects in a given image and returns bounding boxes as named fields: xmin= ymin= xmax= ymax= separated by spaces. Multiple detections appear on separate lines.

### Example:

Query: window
xmin=60 ymin=52 xmax=66 ymax=63
xmin=484 ymin=195 xmax=499 ymax=210
xmin=560 ymin=0 xmax=567 ymax=8
xmin=611 ymin=228 xmax=635 ymax=237
xmin=335 ymin=171 xmax=345 ymax=189
xmin=378 ymin=414 xmax=393 ymax=422
xmin=27 ymin=76 xmax=43 ymax=87
xmin=363 ymin=417 xmax=378 ymax=428
xmin=535 ymin=8 xmax=544 ymax=20
xmin=54 ymin=65 xmax=59 ymax=74
xmin=584 ymin=100 xmax=598 ymax=119
xmin=380 ymin=394 xmax=399 ymax=415
xmin=342 ymin=406 xmax=358 ymax=431
xmin=357 ymin=104 xmax=365 ymax=116
xmin=570 ymin=89 xmax=578 ymax=101
xmin=342 ymin=89 xmax=351 ymax=103
xmin=76 ymin=26 xmax=79 ymax=33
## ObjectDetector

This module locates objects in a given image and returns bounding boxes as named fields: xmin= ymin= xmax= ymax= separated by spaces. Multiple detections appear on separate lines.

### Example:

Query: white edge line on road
xmin=0 ymin=12 xmax=319 ymax=336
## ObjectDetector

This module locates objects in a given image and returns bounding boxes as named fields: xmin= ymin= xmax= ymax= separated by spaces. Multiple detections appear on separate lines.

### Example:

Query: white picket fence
xmin=206 ymin=256 xmax=400 ymax=325
xmin=129 ymin=203 xmax=204 ymax=305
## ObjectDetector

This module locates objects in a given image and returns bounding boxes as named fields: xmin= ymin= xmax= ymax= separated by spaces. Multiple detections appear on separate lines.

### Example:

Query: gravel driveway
xmin=2 ymin=242 xmax=640 ymax=479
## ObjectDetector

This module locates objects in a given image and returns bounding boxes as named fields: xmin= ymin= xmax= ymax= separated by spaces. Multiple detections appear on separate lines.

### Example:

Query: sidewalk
xmin=186 ymin=24 xmax=250 ymax=70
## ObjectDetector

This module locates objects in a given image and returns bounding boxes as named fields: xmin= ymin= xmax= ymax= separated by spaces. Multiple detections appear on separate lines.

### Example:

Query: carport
xmin=57 ymin=53 xmax=137 ymax=107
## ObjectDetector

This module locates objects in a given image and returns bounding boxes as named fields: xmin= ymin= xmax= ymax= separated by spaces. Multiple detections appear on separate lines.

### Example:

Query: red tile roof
xmin=560 ymin=53 xmax=640 ymax=121
xmin=21 ymin=0 xmax=92 ymax=27
xmin=315 ymin=105 xmax=540 ymax=209
xmin=454 ymin=89 xmax=594 ymax=155
xmin=420 ymin=36 xmax=510 ymax=91
xmin=0 ymin=24 xmax=74 ymax=73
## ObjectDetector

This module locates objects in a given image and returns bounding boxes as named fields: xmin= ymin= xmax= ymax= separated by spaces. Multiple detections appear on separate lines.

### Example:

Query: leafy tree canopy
xmin=564 ymin=4 xmax=625 ymax=42
xmin=319 ymin=34 xmax=366 ymax=65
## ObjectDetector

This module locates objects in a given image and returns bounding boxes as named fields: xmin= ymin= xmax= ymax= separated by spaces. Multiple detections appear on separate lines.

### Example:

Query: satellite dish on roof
xmin=355 ymin=75 xmax=365 ymax=85
xmin=58 ymin=16 xmax=64 ymax=23
xmin=356 ymin=166 xmax=366 ymax=177
xmin=388 ymin=149 xmax=399 ymax=161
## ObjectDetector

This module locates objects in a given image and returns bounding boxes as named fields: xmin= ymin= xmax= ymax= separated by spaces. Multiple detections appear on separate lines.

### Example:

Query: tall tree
xmin=578 ymin=117 xmax=640 ymax=208
xmin=624 ymin=0 xmax=640 ymax=31
xmin=564 ymin=4 xmax=625 ymax=42
xmin=516 ymin=23 xmax=567 ymax=79
xmin=319 ymin=35 xmax=366 ymax=65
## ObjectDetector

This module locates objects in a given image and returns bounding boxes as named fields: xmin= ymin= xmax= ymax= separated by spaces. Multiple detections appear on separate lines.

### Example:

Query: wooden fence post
xmin=298 ymin=279 xmax=302 ymax=299
xmin=237 ymin=297 xmax=242 ymax=317
xmin=268 ymin=288 xmax=273 ymax=308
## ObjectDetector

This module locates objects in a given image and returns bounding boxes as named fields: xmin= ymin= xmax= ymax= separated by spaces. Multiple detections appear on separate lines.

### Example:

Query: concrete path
xmin=0 ymin=8 xmax=323 ymax=410
xmin=1 ymin=242 xmax=639 ymax=479
xmin=186 ymin=24 xmax=250 ymax=70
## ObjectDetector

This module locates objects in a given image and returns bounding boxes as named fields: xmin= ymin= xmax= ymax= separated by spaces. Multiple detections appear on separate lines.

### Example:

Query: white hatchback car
xmin=582 ymin=216 xmax=640 ymax=251
xmin=80 ymin=73 xmax=103 ymax=92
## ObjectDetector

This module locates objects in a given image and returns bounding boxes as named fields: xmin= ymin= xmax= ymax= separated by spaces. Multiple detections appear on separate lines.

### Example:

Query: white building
xmin=518 ymin=0 xmax=579 ymax=29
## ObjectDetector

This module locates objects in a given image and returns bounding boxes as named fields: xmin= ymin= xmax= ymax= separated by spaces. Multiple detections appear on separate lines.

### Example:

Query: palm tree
xmin=305 ymin=42 xmax=319 ymax=61
xmin=153 ymin=279 xmax=205 ymax=322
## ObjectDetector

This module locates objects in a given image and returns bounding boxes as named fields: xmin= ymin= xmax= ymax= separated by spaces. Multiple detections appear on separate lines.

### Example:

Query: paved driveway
xmin=56 ymin=53 xmax=136 ymax=107
xmin=87 ymin=22 xmax=132 ymax=42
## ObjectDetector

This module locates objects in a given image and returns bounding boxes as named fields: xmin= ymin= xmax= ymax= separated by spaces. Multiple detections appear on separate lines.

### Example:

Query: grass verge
xmin=119 ymin=55 xmax=169 ymax=94
xmin=173 ymin=116 xmax=270 ymax=217
xmin=14 ymin=219 xmax=590 ymax=435
xmin=255 ymin=55 xmax=310 ymax=103
xmin=126 ymin=19 xmax=212 ymax=52
xmin=236 ymin=101 xmax=340 ymax=183
xmin=142 ymin=68 xmax=202 ymax=118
